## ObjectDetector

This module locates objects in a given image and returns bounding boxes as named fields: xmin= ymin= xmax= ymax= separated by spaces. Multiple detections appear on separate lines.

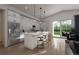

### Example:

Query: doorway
xmin=0 ymin=10 xmax=5 ymax=47
xmin=52 ymin=20 xmax=72 ymax=38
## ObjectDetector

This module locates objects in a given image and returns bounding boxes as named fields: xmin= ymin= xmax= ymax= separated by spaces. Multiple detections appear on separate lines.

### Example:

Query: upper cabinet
xmin=8 ymin=10 xmax=15 ymax=16
xmin=8 ymin=10 xmax=21 ymax=23
xmin=7 ymin=10 xmax=40 ymax=31
xmin=8 ymin=10 xmax=21 ymax=18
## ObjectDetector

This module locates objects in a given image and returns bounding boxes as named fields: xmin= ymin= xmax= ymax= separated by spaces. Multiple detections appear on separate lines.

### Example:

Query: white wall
xmin=44 ymin=10 xmax=79 ymax=32
xmin=20 ymin=16 xmax=40 ymax=32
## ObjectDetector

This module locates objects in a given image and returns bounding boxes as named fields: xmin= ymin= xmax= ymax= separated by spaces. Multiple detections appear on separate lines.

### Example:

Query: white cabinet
xmin=7 ymin=10 xmax=40 ymax=47
xmin=8 ymin=16 xmax=14 ymax=22
xmin=14 ymin=12 xmax=21 ymax=18
xmin=8 ymin=10 xmax=15 ymax=16
xmin=8 ymin=10 xmax=21 ymax=18
xmin=8 ymin=10 xmax=40 ymax=31
xmin=8 ymin=10 xmax=21 ymax=23
xmin=24 ymin=33 xmax=39 ymax=50
xmin=14 ymin=17 xmax=21 ymax=23
xmin=20 ymin=16 xmax=40 ymax=32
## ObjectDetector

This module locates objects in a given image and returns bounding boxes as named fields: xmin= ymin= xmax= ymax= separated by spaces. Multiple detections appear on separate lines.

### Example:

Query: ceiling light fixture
xmin=40 ymin=7 xmax=42 ymax=22
xmin=39 ymin=7 xmax=43 ymax=31
xmin=44 ymin=10 xmax=46 ymax=18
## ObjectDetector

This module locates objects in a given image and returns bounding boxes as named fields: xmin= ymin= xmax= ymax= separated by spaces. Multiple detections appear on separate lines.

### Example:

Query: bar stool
xmin=37 ymin=35 xmax=44 ymax=48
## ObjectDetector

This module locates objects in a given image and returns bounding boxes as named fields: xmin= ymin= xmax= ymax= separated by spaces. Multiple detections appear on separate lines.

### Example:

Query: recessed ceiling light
xmin=25 ymin=6 xmax=28 ymax=10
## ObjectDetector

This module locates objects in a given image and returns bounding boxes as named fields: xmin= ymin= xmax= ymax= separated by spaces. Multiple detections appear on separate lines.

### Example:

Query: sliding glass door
xmin=52 ymin=20 xmax=72 ymax=37
xmin=53 ymin=21 xmax=61 ymax=37
xmin=61 ymin=20 xmax=72 ymax=33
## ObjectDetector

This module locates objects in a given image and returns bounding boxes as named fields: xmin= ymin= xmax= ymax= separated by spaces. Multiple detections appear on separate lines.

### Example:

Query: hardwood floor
xmin=0 ymin=38 xmax=66 ymax=55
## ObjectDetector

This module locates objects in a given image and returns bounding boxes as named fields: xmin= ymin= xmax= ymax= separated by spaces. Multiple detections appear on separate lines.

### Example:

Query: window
xmin=52 ymin=20 xmax=72 ymax=37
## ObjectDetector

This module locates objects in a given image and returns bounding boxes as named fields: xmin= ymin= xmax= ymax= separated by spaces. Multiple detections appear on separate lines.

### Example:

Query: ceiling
xmin=10 ymin=4 xmax=79 ymax=19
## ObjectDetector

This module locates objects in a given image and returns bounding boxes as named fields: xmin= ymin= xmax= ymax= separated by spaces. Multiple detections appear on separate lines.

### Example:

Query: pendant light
xmin=44 ymin=10 xmax=45 ymax=18
xmin=39 ymin=7 xmax=43 ymax=31
xmin=34 ymin=4 xmax=35 ymax=17
xmin=40 ymin=7 xmax=42 ymax=22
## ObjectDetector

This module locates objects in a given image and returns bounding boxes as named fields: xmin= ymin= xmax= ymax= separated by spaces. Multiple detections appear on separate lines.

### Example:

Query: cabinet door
xmin=8 ymin=10 xmax=15 ymax=16
xmin=8 ymin=10 xmax=21 ymax=18
xmin=8 ymin=16 xmax=14 ymax=22
xmin=14 ymin=12 xmax=20 ymax=18
xmin=14 ymin=17 xmax=21 ymax=23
